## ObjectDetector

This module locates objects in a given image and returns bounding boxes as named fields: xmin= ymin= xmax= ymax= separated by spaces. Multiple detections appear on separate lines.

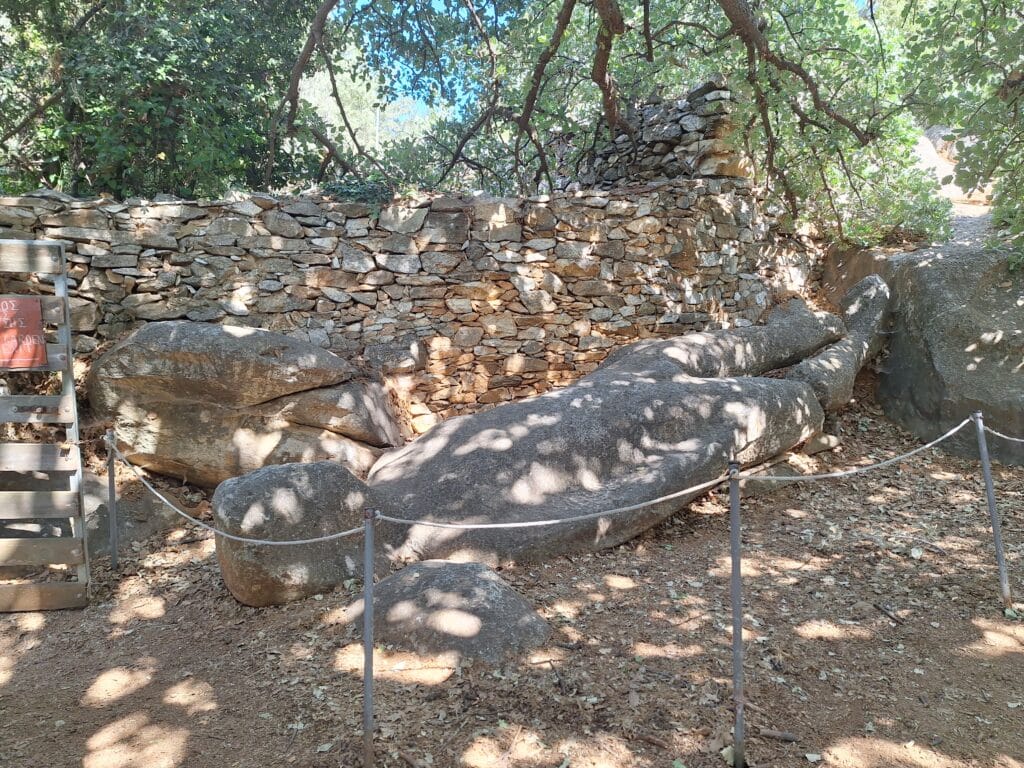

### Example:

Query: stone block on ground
xmin=262 ymin=381 xmax=404 ymax=448
xmin=82 ymin=470 xmax=183 ymax=557
xmin=824 ymin=223 xmax=1023 ymax=463
xmin=802 ymin=433 xmax=841 ymax=456
xmin=369 ymin=305 xmax=833 ymax=566
xmin=345 ymin=561 xmax=551 ymax=663
xmin=601 ymin=298 xmax=844 ymax=378
xmin=785 ymin=275 xmax=890 ymax=412
xmin=213 ymin=462 xmax=381 ymax=606
xmin=109 ymin=403 xmax=381 ymax=487
xmin=88 ymin=320 xmax=354 ymax=410
xmin=737 ymin=462 xmax=804 ymax=497
xmin=88 ymin=321 xmax=389 ymax=486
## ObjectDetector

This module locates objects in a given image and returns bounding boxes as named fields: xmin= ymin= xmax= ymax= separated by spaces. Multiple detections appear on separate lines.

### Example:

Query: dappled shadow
xmin=1 ymin=393 xmax=1022 ymax=767
xmin=823 ymin=208 xmax=1024 ymax=465
xmin=368 ymin=299 xmax=839 ymax=566
xmin=91 ymin=320 xmax=394 ymax=489
xmin=337 ymin=560 xmax=551 ymax=663
xmin=0 ymin=526 xmax=326 ymax=768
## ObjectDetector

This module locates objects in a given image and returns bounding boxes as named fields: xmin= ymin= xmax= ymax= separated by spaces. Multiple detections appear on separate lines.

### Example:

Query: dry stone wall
xmin=569 ymin=77 xmax=749 ymax=189
xmin=0 ymin=178 xmax=817 ymax=432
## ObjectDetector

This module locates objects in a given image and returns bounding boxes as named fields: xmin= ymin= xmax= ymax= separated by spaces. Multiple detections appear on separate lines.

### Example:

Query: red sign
xmin=0 ymin=298 xmax=48 ymax=369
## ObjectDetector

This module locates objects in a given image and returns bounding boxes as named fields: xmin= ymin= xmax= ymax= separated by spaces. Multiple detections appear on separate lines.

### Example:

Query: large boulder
xmin=88 ymin=321 xmax=404 ymax=486
xmin=267 ymin=381 xmax=403 ymax=448
xmin=212 ymin=461 xmax=382 ymax=606
xmin=89 ymin=321 xmax=355 ymax=409
xmin=825 ymin=220 xmax=1023 ymax=463
xmin=107 ymin=403 xmax=382 ymax=488
xmin=345 ymin=561 xmax=551 ymax=663
xmin=370 ymin=304 xmax=829 ymax=566
xmin=786 ymin=275 xmax=891 ymax=411
xmin=601 ymin=298 xmax=844 ymax=378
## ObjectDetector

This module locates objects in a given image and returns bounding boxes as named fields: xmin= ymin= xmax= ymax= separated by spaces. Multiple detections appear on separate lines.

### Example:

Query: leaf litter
xmin=0 ymin=376 xmax=1021 ymax=767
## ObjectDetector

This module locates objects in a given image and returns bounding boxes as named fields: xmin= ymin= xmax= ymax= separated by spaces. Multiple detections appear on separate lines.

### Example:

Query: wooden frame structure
xmin=0 ymin=240 xmax=88 ymax=611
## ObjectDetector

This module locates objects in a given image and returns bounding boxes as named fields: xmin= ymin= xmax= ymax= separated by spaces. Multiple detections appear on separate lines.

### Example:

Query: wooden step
xmin=0 ymin=536 xmax=85 ymax=566
xmin=0 ymin=241 xmax=63 ymax=275
xmin=0 ymin=582 xmax=87 ymax=611
xmin=0 ymin=443 xmax=79 ymax=472
xmin=0 ymin=395 xmax=75 ymax=424
xmin=0 ymin=490 xmax=79 ymax=519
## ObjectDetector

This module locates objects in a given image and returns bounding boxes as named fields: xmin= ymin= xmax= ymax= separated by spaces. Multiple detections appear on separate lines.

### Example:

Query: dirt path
xmin=1 ymin=380 xmax=1022 ymax=768
xmin=938 ymin=202 xmax=995 ymax=254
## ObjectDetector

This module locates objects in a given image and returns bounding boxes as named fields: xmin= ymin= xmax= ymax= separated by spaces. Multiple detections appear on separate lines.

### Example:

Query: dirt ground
xmin=1 ymin=379 xmax=1022 ymax=768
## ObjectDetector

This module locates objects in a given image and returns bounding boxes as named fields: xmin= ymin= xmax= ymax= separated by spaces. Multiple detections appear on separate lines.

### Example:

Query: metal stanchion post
xmin=105 ymin=429 xmax=118 ymax=571
xmin=362 ymin=509 xmax=376 ymax=768
xmin=728 ymin=462 xmax=746 ymax=768
xmin=972 ymin=413 xmax=1013 ymax=609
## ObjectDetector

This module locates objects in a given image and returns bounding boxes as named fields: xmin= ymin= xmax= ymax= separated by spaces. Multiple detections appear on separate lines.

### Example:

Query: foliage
xmin=992 ymin=187 xmax=1024 ymax=272
xmin=321 ymin=175 xmax=395 ymax=206
xmin=901 ymin=0 xmax=1024 ymax=233
xmin=790 ymin=122 xmax=952 ymax=246
xmin=424 ymin=0 xmax=952 ymax=245
xmin=3 ymin=0 xmax=1020 ymax=251
xmin=0 ymin=0 xmax=324 ymax=197
xmin=991 ymin=169 xmax=1024 ymax=272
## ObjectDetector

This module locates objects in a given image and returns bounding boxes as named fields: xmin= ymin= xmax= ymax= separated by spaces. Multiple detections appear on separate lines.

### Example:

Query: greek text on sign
xmin=0 ymin=298 xmax=48 ymax=369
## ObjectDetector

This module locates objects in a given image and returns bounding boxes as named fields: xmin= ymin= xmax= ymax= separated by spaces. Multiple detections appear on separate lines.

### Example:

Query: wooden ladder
xmin=0 ymin=240 xmax=88 ymax=611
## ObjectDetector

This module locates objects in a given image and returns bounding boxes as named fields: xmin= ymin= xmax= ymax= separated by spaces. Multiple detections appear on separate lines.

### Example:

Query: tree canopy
xmin=1 ymin=0 xmax=1021 ymax=246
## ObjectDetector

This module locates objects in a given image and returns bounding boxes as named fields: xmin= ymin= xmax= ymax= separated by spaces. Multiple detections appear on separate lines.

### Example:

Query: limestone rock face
xmin=88 ymin=321 xmax=402 ymax=486
xmin=212 ymin=462 xmax=378 ymax=606
xmin=370 ymin=304 xmax=829 ymax=566
xmin=348 ymin=561 xmax=551 ymax=663
xmin=786 ymin=275 xmax=891 ymax=412
xmin=825 ymin=229 xmax=1023 ymax=463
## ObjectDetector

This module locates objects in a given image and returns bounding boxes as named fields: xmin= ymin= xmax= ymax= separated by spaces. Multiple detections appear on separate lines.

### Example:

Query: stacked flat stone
xmin=0 ymin=174 xmax=815 ymax=436
xmin=573 ymin=77 xmax=750 ymax=189
xmin=0 ymin=183 xmax=815 ymax=433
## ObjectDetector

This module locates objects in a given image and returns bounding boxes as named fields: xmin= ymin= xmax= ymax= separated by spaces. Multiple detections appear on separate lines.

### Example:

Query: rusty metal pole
xmin=105 ymin=429 xmax=118 ymax=571
xmin=973 ymin=413 xmax=1013 ymax=609
xmin=362 ymin=509 xmax=376 ymax=768
xmin=728 ymin=462 xmax=746 ymax=768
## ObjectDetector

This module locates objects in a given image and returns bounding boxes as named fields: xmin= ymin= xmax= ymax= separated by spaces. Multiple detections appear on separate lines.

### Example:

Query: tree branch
xmin=517 ymin=0 xmax=578 ymax=130
xmin=264 ymin=0 xmax=341 ymax=187
xmin=1 ymin=91 xmax=64 ymax=147
xmin=461 ymin=0 xmax=497 ymax=82
xmin=303 ymin=123 xmax=357 ymax=177
xmin=0 ymin=0 xmax=111 ymax=148
xmin=591 ymin=0 xmax=632 ymax=135
xmin=641 ymin=0 xmax=655 ymax=62
xmin=715 ymin=0 xmax=873 ymax=145
xmin=435 ymin=98 xmax=499 ymax=187
xmin=318 ymin=41 xmax=394 ymax=182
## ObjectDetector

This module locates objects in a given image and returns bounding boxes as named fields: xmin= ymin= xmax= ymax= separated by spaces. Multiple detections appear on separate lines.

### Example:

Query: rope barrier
xmin=984 ymin=425 xmax=1024 ymax=444
xmin=375 ymin=473 xmax=729 ymax=530
xmin=105 ymin=413 xmax=1011 ymax=768
xmin=734 ymin=417 xmax=972 ymax=482
xmin=107 ymin=413 xmax=981 ymax=543
xmin=111 ymin=447 xmax=364 ymax=546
